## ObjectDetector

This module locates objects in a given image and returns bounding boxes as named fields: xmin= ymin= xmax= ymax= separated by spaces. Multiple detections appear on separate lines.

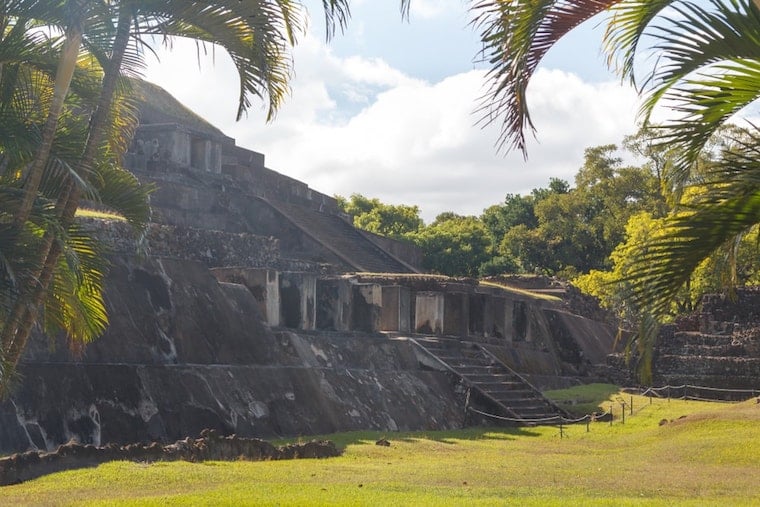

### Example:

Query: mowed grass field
xmin=3 ymin=386 xmax=760 ymax=506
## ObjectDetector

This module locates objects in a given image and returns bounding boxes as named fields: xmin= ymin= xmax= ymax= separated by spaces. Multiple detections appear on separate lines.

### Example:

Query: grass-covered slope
xmin=129 ymin=79 xmax=228 ymax=139
xmin=4 ymin=389 xmax=760 ymax=506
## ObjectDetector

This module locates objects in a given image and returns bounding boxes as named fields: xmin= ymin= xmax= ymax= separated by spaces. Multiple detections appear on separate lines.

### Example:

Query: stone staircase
xmin=412 ymin=337 xmax=568 ymax=424
xmin=263 ymin=198 xmax=416 ymax=274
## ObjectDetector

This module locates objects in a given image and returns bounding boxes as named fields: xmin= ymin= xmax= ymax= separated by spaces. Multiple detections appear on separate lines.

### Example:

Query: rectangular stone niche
xmin=380 ymin=285 xmax=411 ymax=333
xmin=486 ymin=295 xmax=507 ymax=339
xmin=468 ymin=293 xmax=487 ymax=337
xmin=415 ymin=292 xmax=444 ymax=335
xmin=316 ymin=278 xmax=352 ymax=331
xmin=351 ymin=284 xmax=382 ymax=333
xmin=279 ymin=272 xmax=316 ymax=330
xmin=443 ymin=292 xmax=469 ymax=337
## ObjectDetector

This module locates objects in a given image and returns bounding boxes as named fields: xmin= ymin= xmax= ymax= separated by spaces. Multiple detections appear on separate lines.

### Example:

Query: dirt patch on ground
xmin=0 ymin=429 xmax=339 ymax=486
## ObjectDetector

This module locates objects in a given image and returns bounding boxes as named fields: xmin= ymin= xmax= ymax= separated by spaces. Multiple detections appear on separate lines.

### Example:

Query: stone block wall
xmin=601 ymin=287 xmax=760 ymax=394
xmin=700 ymin=288 xmax=760 ymax=331
xmin=81 ymin=219 xmax=280 ymax=269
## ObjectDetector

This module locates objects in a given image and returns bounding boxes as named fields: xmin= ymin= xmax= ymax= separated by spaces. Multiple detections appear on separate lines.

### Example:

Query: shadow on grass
xmin=543 ymin=383 xmax=621 ymax=417
xmin=287 ymin=425 xmax=544 ymax=452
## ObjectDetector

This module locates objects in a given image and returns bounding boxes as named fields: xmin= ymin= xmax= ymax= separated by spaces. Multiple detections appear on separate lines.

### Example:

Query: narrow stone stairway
xmin=263 ymin=198 xmax=416 ymax=273
xmin=413 ymin=337 xmax=568 ymax=424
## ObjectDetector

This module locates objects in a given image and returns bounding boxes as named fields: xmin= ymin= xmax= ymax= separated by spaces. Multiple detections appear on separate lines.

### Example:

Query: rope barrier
xmin=684 ymin=384 xmax=760 ymax=393
xmin=630 ymin=383 xmax=760 ymax=401
xmin=682 ymin=395 xmax=738 ymax=403
xmin=467 ymin=406 xmax=611 ymax=426
xmin=467 ymin=382 xmax=759 ymax=430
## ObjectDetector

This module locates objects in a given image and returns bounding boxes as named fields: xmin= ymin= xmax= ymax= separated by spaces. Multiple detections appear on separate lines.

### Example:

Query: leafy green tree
xmin=410 ymin=213 xmax=492 ymax=277
xmin=481 ymin=193 xmax=536 ymax=247
xmin=530 ymin=177 xmax=570 ymax=202
xmin=336 ymin=193 xmax=423 ymax=238
xmin=478 ymin=255 xmax=520 ymax=277
xmin=575 ymin=208 xmax=760 ymax=325
xmin=496 ymin=146 xmax=662 ymax=277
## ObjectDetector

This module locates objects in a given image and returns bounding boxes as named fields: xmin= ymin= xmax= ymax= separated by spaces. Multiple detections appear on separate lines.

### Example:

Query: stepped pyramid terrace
xmin=3 ymin=81 xmax=757 ymax=454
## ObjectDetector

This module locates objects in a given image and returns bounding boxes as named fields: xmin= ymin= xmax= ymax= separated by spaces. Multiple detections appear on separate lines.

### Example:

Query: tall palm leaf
xmin=0 ymin=7 xmax=148 ymax=388
xmin=471 ymin=0 xmax=622 ymax=154
xmin=625 ymin=128 xmax=760 ymax=317
xmin=601 ymin=1 xmax=760 ymax=196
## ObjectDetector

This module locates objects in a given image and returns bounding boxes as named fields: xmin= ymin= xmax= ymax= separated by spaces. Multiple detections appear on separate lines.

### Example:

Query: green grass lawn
xmin=4 ymin=387 xmax=760 ymax=506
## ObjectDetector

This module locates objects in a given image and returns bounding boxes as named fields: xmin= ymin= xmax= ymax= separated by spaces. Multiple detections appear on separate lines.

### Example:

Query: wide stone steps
xmin=670 ymin=332 xmax=738 ymax=347
xmin=265 ymin=199 xmax=414 ymax=273
xmin=659 ymin=344 xmax=747 ymax=357
xmin=413 ymin=338 xmax=567 ymax=424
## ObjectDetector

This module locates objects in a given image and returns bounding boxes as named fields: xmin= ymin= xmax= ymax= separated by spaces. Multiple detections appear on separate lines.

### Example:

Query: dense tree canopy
xmin=410 ymin=213 xmax=492 ymax=277
xmin=341 ymin=138 xmax=665 ymax=279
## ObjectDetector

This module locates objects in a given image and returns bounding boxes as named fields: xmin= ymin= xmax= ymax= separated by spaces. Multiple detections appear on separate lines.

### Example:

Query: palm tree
xmin=0 ymin=2 xmax=165 ymax=390
xmin=0 ymin=66 xmax=151 ymax=394
xmin=476 ymin=0 xmax=760 ymax=378
xmin=1 ymin=0 xmax=393 ymax=392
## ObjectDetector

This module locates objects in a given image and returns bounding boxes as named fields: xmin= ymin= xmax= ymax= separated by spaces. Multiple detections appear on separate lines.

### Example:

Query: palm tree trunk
xmin=12 ymin=28 xmax=82 ymax=229
xmin=1 ymin=10 xmax=132 ymax=392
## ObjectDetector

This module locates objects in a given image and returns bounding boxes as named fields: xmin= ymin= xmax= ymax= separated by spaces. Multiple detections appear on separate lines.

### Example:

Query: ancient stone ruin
xmin=604 ymin=288 xmax=760 ymax=399
xmin=1 ymin=81 xmax=622 ymax=455
xmin=0 ymin=429 xmax=338 ymax=486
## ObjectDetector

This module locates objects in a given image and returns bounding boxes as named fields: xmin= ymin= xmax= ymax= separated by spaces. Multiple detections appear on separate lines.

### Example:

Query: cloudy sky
xmin=143 ymin=1 xmax=640 ymax=222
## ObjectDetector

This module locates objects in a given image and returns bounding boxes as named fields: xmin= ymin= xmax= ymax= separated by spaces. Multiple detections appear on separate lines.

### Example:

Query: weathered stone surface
xmin=23 ymin=257 xmax=282 ymax=366
xmin=380 ymin=286 xmax=411 ymax=333
xmin=415 ymin=292 xmax=444 ymax=335
xmin=3 ymin=363 xmax=462 ymax=455
xmin=603 ymin=288 xmax=760 ymax=395
xmin=212 ymin=268 xmax=281 ymax=326
xmin=3 ymin=256 xmax=468 ymax=455
xmin=83 ymin=219 xmax=280 ymax=269
xmin=316 ymin=278 xmax=353 ymax=331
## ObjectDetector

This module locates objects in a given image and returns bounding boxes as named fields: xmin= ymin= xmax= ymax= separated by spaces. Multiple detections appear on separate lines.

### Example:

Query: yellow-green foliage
xmin=479 ymin=280 xmax=562 ymax=302
xmin=75 ymin=208 xmax=126 ymax=222
xmin=4 ymin=388 xmax=760 ymax=506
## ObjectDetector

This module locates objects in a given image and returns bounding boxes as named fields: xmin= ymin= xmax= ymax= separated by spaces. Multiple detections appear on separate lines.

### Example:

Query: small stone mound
xmin=0 ymin=429 xmax=339 ymax=486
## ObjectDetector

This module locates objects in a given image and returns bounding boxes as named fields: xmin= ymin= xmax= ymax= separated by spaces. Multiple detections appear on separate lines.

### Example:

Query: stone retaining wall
xmin=0 ymin=429 xmax=338 ymax=486
xmin=81 ymin=219 xmax=280 ymax=269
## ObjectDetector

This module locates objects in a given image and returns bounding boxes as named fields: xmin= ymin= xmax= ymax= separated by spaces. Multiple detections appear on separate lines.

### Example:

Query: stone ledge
xmin=0 ymin=429 xmax=338 ymax=486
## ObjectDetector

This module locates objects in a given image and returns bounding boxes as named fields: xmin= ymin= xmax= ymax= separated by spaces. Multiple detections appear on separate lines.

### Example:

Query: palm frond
xmin=42 ymin=224 xmax=109 ymax=345
xmin=471 ymin=0 xmax=619 ymax=155
xmin=637 ymin=0 xmax=760 ymax=191
xmin=87 ymin=161 xmax=154 ymax=233
xmin=134 ymin=0 xmax=305 ymax=121
xmin=603 ymin=0 xmax=674 ymax=85
xmin=625 ymin=127 xmax=760 ymax=317
xmin=319 ymin=0 xmax=350 ymax=39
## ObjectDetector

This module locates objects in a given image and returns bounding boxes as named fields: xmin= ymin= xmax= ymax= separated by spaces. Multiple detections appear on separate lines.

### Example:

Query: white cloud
xmin=143 ymin=35 xmax=640 ymax=223
xmin=410 ymin=0 xmax=462 ymax=20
